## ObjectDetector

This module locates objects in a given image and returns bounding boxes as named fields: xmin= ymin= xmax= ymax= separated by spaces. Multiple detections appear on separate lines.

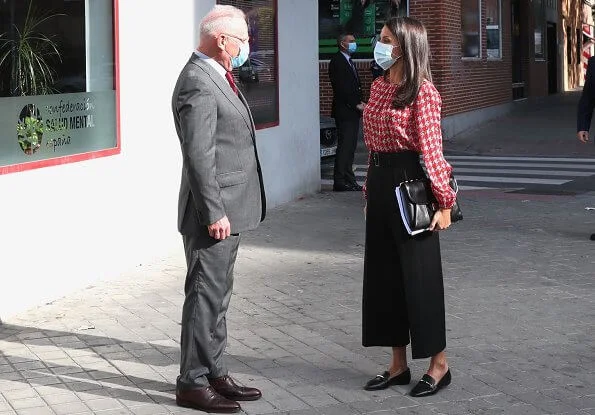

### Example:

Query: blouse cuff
xmin=439 ymin=200 xmax=456 ymax=210
xmin=437 ymin=191 xmax=457 ymax=210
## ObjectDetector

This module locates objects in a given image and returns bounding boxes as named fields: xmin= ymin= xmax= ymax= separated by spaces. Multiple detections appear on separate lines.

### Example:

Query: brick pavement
xmin=0 ymin=189 xmax=594 ymax=415
xmin=443 ymin=92 xmax=595 ymax=158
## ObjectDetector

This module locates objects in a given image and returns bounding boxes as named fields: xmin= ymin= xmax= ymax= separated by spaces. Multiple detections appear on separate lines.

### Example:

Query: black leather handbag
xmin=395 ymin=177 xmax=463 ymax=235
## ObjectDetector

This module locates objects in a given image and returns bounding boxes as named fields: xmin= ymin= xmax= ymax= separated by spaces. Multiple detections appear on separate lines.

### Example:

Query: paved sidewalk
xmin=444 ymin=92 xmax=595 ymax=158
xmin=1 ymin=188 xmax=594 ymax=415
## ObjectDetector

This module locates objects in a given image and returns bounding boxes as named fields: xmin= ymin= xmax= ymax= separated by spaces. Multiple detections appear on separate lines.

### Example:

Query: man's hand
xmin=578 ymin=131 xmax=590 ymax=143
xmin=429 ymin=208 xmax=451 ymax=232
xmin=208 ymin=216 xmax=231 ymax=240
xmin=356 ymin=102 xmax=366 ymax=112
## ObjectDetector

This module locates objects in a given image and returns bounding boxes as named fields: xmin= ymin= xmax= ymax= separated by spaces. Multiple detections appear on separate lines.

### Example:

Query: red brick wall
xmin=320 ymin=61 xmax=332 ymax=117
xmin=319 ymin=1 xmax=530 ymax=118
xmin=411 ymin=0 xmax=513 ymax=116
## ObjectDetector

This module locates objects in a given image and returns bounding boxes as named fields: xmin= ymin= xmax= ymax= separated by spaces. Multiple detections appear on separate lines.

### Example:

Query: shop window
xmin=534 ymin=0 xmax=545 ymax=59
xmin=486 ymin=0 xmax=501 ymax=59
xmin=462 ymin=0 xmax=481 ymax=58
xmin=319 ymin=0 xmax=408 ymax=60
xmin=0 ymin=0 xmax=118 ymax=174
xmin=217 ymin=0 xmax=279 ymax=129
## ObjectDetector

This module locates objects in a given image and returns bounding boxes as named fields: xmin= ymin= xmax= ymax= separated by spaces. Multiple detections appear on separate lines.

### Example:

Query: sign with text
xmin=0 ymin=92 xmax=117 ymax=170
xmin=319 ymin=0 xmax=408 ymax=59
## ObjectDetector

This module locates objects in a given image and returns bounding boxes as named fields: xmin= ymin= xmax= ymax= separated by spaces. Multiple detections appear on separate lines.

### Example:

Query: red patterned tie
xmin=225 ymin=71 xmax=238 ymax=95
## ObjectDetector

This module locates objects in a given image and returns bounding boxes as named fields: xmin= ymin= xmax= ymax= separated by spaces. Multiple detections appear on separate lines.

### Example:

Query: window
xmin=486 ymin=0 xmax=502 ymax=58
xmin=534 ymin=0 xmax=545 ymax=59
xmin=462 ymin=0 xmax=481 ymax=58
xmin=0 ymin=0 xmax=118 ymax=174
xmin=217 ymin=0 xmax=279 ymax=129
xmin=318 ymin=0 xmax=408 ymax=59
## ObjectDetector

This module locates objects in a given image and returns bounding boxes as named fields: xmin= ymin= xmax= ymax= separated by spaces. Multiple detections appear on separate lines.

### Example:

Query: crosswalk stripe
xmin=352 ymin=158 xmax=595 ymax=169
xmin=320 ymin=179 xmax=498 ymax=192
xmin=457 ymin=185 xmax=496 ymax=191
xmin=449 ymin=161 xmax=595 ymax=170
xmin=452 ymin=168 xmax=595 ymax=177
xmin=348 ymin=164 xmax=595 ymax=175
xmin=324 ymin=156 xmax=595 ymax=190
xmin=454 ymin=175 xmax=569 ymax=185
xmin=445 ymin=155 xmax=595 ymax=163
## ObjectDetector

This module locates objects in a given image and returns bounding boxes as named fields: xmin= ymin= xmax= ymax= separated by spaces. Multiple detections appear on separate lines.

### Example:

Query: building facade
xmin=319 ymin=0 xmax=589 ymax=138
xmin=562 ymin=0 xmax=594 ymax=90
xmin=0 ymin=0 xmax=320 ymax=319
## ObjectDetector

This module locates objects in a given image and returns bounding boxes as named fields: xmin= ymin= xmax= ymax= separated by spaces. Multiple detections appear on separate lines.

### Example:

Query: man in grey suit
xmin=171 ymin=5 xmax=266 ymax=413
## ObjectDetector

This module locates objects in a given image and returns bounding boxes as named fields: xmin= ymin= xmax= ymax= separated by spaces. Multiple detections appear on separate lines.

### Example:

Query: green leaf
xmin=0 ymin=1 xmax=64 ymax=96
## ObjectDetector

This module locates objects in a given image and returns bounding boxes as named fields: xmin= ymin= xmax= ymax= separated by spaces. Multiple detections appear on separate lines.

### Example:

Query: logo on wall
xmin=16 ymin=104 xmax=44 ymax=155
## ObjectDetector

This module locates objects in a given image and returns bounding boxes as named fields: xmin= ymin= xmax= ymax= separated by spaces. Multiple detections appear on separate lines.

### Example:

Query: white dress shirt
xmin=341 ymin=50 xmax=352 ymax=63
xmin=194 ymin=50 xmax=227 ymax=80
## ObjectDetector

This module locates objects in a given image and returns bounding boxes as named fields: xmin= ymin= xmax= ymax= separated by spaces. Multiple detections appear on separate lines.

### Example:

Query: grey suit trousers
xmin=177 ymin=230 xmax=241 ymax=390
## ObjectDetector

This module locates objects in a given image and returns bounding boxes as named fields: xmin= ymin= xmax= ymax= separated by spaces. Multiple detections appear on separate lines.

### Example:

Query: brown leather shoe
xmin=209 ymin=375 xmax=262 ymax=401
xmin=176 ymin=386 xmax=241 ymax=413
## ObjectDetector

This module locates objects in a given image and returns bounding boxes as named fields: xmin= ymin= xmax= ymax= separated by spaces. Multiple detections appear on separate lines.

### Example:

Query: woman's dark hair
xmin=386 ymin=0 xmax=403 ymax=19
xmin=384 ymin=17 xmax=432 ymax=109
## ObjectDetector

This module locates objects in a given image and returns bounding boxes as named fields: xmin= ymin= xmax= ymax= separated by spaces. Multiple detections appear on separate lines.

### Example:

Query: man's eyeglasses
xmin=223 ymin=33 xmax=249 ymax=44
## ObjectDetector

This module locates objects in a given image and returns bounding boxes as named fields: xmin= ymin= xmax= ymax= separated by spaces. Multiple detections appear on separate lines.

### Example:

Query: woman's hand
xmin=429 ymin=208 xmax=451 ymax=231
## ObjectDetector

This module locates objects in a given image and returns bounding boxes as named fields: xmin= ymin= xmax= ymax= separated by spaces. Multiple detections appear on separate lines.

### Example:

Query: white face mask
xmin=373 ymin=41 xmax=401 ymax=70
xmin=223 ymin=35 xmax=250 ymax=68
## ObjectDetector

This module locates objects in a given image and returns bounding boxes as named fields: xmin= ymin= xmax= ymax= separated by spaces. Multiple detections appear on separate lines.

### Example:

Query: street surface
xmin=0 ymin=92 xmax=593 ymax=415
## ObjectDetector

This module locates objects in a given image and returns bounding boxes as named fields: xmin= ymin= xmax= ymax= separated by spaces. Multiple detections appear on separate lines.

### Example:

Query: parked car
xmin=238 ymin=55 xmax=272 ymax=86
xmin=320 ymin=115 xmax=338 ymax=158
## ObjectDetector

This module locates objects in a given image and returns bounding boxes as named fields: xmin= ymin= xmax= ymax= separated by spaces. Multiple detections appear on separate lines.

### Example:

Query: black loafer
xmin=364 ymin=368 xmax=411 ymax=391
xmin=590 ymin=233 xmax=595 ymax=241
xmin=409 ymin=369 xmax=451 ymax=397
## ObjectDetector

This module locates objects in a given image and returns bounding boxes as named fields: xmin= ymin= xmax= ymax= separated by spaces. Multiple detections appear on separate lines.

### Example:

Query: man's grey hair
xmin=200 ymin=5 xmax=246 ymax=37
xmin=337 ymin=33 xmax=353 ymax=47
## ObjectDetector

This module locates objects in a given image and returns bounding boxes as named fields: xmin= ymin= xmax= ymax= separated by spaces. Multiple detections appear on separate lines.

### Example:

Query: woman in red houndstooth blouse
xmin=361 ymin=17 xmax=456 ymax=398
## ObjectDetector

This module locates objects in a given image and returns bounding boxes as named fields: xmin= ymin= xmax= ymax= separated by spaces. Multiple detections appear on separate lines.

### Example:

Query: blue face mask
xmin=347 ymin=42 xmax=357 ymax=54
xmin=374 ymin=41 xmax=401 ymax=70
xmin=226 ymin=38 xmax=250 ymax=68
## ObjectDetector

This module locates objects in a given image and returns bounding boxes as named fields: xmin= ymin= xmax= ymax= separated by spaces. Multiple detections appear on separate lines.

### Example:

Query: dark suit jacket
xmin=172 ymin=54 xmax=266 ymax=235
xmin=329 ymin=52 xmax=362 ymax=121
xmin=578 ymin=56 xmax=595 ymax=132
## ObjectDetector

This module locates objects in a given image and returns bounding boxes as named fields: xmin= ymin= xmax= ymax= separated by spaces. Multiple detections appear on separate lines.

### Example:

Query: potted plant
xmin=16 ymin=105 xmax=44 ymax=155
xmin=0 ymin=0 xmax=63 ymax=96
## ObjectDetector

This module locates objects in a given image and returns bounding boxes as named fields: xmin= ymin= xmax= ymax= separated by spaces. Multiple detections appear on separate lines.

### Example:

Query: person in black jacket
xmin=329 ymin=33 xmax=365 ymax=191
xmin=576 ymin=56 xmax=595 ymax=241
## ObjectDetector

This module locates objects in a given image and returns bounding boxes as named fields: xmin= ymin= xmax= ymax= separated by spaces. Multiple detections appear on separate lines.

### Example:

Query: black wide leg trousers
xmin=362 ymin=151 xmax=446 ymax=359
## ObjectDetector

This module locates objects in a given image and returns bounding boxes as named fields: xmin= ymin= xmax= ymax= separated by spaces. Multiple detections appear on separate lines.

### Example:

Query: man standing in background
xmin=329 ymin=33 xmax=365 ymax=191
xmin=576 ymin=56 xmax=595 ymax=241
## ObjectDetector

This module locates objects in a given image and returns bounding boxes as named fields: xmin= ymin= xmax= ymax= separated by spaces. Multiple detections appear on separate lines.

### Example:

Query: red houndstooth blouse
xmin=362 ymin=76 xmax=457 ymax=209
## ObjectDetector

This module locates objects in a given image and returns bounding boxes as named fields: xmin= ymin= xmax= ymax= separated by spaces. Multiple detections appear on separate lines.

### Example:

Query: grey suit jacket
xmin=172 ymin=54 xmax=266 ymax=235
